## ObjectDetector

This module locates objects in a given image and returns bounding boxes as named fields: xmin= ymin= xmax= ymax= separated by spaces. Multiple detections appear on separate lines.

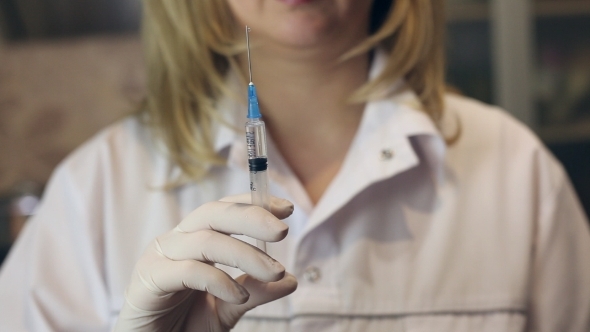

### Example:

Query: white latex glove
xmin=114 ymin=194 xmax=298 ymax=332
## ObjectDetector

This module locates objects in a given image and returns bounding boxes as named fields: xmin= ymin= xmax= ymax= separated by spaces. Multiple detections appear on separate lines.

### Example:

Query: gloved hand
xmin=114 ymin=194 xmax=298 ymax=332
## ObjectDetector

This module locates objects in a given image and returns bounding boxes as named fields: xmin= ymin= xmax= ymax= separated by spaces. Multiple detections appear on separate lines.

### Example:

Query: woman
xmin=1 ymin=0 xmax=589 ymax=331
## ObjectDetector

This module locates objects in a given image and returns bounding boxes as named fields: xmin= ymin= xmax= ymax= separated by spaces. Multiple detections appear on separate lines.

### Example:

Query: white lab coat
xmin=1 ymin=53 xmax=589 ymax=331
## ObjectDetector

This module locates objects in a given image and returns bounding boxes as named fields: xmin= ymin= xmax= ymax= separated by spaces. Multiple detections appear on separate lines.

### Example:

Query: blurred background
xmin=0 ymin=0 xmax=589 ymax=264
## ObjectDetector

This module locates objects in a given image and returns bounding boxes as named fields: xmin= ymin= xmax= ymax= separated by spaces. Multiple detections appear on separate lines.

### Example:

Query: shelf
xmin=539 ymin=119 xmax=590 ymax=144
xmin=537 ymin=1 xmax=590 ymax=18
xmin=447 ymin=0 xmax=590 ymax=23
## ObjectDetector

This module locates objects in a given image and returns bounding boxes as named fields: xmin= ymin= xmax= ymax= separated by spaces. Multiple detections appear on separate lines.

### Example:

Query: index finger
xmin=177 ymin=201 xmax=289 ymax=242
xmin=219 ymin=194 xmax=294 ymax=220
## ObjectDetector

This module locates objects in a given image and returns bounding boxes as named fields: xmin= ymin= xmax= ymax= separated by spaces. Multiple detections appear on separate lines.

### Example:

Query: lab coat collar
xmin=210 ymin=50 xmax=447 ymax=213
xmin=287 ymin=49 xmax=447 ymax=241
xmin=295 ymin=91 xmax=446 ymax=238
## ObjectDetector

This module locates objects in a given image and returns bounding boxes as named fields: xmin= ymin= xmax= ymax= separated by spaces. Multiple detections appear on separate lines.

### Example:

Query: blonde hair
xmin=141 ymin=0 xmax=447 ymax=180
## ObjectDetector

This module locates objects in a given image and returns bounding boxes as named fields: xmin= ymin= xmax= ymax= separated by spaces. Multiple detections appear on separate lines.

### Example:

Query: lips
xmin=276 ymin=0 xmax=315 ymax=5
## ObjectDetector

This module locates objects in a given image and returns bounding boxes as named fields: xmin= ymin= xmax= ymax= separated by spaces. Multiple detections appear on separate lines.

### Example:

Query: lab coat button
xmin=303 ymin=266 xmax=321 ymax=283
xmin=380 ymin=149 xmax=394 ymax=161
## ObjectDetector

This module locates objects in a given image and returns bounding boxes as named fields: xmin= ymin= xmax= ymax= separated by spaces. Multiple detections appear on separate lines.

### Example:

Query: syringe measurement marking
xmin=246 ymin=132 xmax=257 ymax=158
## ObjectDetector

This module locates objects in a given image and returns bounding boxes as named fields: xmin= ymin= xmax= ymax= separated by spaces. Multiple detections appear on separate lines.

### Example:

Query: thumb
xmin=216 ymin=273 xmax=298 ymax=329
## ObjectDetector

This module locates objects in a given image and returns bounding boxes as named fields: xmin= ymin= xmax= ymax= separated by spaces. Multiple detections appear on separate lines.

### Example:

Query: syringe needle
xmin=246 ymin=26 xmax=253 ymax=83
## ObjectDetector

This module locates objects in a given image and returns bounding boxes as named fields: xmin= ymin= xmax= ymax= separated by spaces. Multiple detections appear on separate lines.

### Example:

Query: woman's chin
xmin=263 ymin=17 xmax=338 ymax=49
xmin=275 ymin=0 xmax=317 ymax=5
xmin=272 ymin=31 xmax=330 ymax=49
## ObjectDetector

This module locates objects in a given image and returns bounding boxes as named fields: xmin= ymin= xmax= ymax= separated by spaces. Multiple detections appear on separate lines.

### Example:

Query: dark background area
xmin=0 ymin=0 xmax=140 ymax=40
xmin=549 ymin=141 xmax=590 ymax=215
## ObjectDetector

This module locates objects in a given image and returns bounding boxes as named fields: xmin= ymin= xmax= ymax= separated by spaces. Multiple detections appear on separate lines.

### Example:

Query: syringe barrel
xmin=245 ymin=118 xmax=269 ymax=253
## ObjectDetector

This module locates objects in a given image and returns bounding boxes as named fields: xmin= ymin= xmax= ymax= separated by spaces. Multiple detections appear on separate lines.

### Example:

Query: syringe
xmin=245 ymin=26 xmax=269 ymax=253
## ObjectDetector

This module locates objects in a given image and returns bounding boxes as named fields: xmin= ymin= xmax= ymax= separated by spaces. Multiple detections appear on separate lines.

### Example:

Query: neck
xmin=243 ymin=40 xmax=370 ymax=140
